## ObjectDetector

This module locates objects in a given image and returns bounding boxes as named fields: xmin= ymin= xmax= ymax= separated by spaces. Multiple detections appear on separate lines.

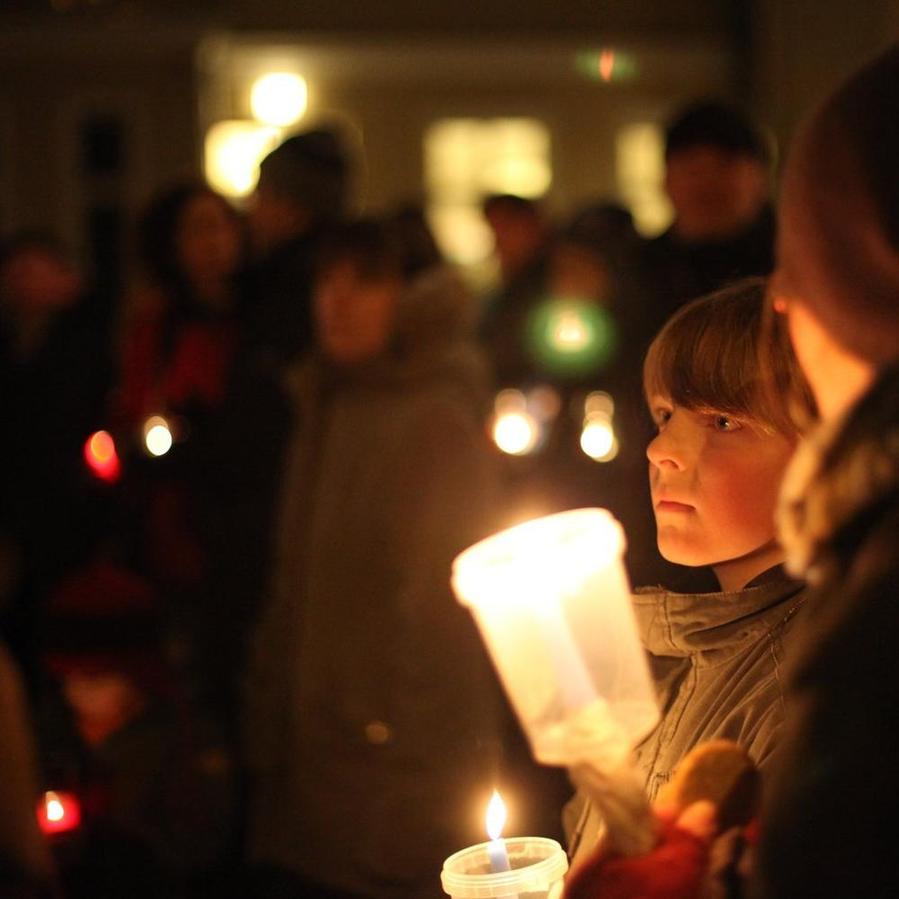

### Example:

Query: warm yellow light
xmin=616 ymin=123 xmax=672 ymax=236
xmin=581 ymin=417 xmax=618 ymax=462
xmin=482 ymin=155 xmax=552 ymax=198
xmin=250 ymin=72 xmax=308 ymax=127
xmin=551 ymin=309 xmax=590 ymax=352
xmin=143 ymin=415 xmax=173 ymax=457
xmin=89 ymin=431 xmax=115 ymax=464
xmin=485 ymin=790 xmax=507 ymax=841
xmin=493 ymin=410 xmax=540 ymax=456
xmin=45 ymin=793 xmax=64 ymax=822
xmin=427 ymin=205 xmax=494 ymax=267
xmin=204 ymin=120 xmax=282 ymax=198
xmin=584 ymin=391 xmax=615 ymax=418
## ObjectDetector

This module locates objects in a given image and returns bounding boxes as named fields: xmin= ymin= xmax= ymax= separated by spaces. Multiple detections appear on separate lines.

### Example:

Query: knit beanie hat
xmin=257 ymin=127 xmax=349 ymax=222
xmin=43 ymin=561 xmax=165 ymax=688
xmin=776 ymin=45 xmax=899 ymax=365
xmin=665 ymin=100 xmax=770 ymax=165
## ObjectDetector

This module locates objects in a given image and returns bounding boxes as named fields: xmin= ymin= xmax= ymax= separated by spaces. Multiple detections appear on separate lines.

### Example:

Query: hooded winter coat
xmin=565 ymin=569 xmax=805 ymax=868
xmin=244 ymin=266 xmax=505 ymax=899
xmin=755 ymin=364 xmax=899 ymax=899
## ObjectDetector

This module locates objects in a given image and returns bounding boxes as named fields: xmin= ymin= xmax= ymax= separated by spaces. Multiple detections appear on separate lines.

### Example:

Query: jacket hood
xmin=778 ymin=362 xmax=899 ymax=583
xmin=633 ymin=568 xmax=804 ymax=660
xmin=290 ymin=263 xmax=490 ymax=414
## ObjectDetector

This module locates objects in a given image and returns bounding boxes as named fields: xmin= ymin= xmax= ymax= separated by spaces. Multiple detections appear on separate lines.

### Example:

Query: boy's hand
xmin=564 ymin=801 xmax=717 ymax=899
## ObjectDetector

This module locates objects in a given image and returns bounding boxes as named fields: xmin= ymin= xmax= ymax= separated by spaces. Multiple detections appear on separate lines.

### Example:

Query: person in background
xmin=112 ymin=180 xmax=246 ymax=722
xmin=565 ymin=279 xmax=813 ymax=878
xmin=535 ymin=202 xmax=640 ymax=512
xmin=37 ymin=560 xmax=235 ymax=899
xmin=203 ymin=128 xmax=352 ymax=729
xmin=243 ymin=220 xmax=504 ymax=899
xmin=0 ymin=233 xmax=113 ymax=690
xmin=640 ymin=99 xmax=774 ymax=334
xmin=479 ymin=193 xmax=552 ymax=387
xmin=115 ymin=180 xmax=244 ymax=433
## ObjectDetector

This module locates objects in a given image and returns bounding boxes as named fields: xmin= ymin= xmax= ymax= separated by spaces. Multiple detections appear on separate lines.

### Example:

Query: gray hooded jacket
xmin=566 ymin=568 xmax=806 ymax=866
xmin=244 ymin=265 xmax=504 ymax=898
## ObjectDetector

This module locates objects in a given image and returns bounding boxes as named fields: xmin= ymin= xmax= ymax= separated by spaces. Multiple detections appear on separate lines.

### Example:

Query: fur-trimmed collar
xmin=778 ymin=364 xmax=899 ymax=584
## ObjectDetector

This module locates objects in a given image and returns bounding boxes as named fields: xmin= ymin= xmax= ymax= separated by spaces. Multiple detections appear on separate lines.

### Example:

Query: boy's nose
xmin=647 ymin=422 xmax=688 ymax=471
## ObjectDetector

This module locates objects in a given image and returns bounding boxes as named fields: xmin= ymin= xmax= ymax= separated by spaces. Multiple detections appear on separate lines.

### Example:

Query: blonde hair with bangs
xmin=643 ymin=278 xmax=814 ymax=436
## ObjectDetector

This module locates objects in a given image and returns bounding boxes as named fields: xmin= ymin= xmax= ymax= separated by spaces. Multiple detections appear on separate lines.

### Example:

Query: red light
xmin=36 ymin=790 xmax=82 ymax=835
xmin=599 ymin=49 xmax=615 ymax=82
xmin=83 ymin=430 xmax=120 ymax=482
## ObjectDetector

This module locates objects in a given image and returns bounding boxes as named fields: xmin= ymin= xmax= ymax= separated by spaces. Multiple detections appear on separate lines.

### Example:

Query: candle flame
xmin=45 ymin=792 xmax=64 ymax=822
xmin=486 ymin=790 xmax=507 ymax=841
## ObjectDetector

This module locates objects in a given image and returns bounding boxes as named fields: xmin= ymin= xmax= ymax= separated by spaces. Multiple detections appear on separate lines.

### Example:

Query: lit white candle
xmin=485 ymin=790 xmax=511 ymax=873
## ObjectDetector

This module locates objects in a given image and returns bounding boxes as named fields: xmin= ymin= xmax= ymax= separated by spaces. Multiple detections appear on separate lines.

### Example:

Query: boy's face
xmin=646 ymin=399 xmax=795 ymax=590
xmin=314 ymin=260 xmax=400 ymax=365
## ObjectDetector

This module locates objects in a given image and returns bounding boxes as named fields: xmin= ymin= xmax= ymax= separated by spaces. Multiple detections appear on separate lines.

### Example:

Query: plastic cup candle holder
xmin=451 ymin=508 xmax=659 ymax=770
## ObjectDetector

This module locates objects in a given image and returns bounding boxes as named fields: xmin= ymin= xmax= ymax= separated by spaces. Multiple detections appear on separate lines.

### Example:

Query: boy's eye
xmin=711 ymin=414 xmax=742 ymax=432
xmin=653 ymin=408 xmax=672 ymax=428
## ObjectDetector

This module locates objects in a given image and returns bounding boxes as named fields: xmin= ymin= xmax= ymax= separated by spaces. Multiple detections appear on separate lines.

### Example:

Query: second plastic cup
xmin=441 ymin=837 xmax=568 ymax=899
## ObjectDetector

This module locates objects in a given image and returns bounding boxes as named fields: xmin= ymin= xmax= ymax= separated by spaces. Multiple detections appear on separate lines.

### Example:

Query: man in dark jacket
xmin=638 ymin=100 xmax=774 ymax=335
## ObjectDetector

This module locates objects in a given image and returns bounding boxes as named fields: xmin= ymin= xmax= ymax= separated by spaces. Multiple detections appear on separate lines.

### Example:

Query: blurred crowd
xmin=1 ymin=98 xmax=775 ymax=899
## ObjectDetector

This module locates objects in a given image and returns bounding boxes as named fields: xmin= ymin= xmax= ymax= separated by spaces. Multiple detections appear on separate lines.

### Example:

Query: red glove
xmin=565 ymin=802 xmax=716 ymax=899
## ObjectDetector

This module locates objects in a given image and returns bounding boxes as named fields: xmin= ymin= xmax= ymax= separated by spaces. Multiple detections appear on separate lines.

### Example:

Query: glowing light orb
xmin=527 ymin=299 xmax=617 ymax=378
xmin=143 ymin=415 xmax=173 ymax=457
xmin=584 ymin=391 xmax=615 ymax=418
xmin=551 ymin=308 xmax=591 ymax=352
xmin=250 ymin=72 xmax=308 ymax=127
xmin=492 ymin=410 xmax=540 ymax=456
xmin=46 ymin=797 xmax=64 ymax=822
xmin=36 ymin=790 xmax=81 ymax=835
xmin=204 ymin=120 xmax=282 ymax=198
xmin=581 ymin=417 xmax=619 ymax=462
xmin=83 ymin=430 xmax=120 ymax=482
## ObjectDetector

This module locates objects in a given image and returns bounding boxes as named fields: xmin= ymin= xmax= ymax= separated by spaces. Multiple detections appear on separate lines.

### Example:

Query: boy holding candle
xmin=566 ymin=44 xmax=899 ymax=899
xmin=566 ymin=278 xmax=814 ymax=868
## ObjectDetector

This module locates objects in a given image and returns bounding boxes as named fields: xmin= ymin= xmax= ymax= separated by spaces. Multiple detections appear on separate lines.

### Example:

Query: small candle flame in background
xmin=36 ymin=790 xmax=81 ymax=835
xmin=143 ymin=414 xmax=173 ymax=457
xmin=486 ymin=790 xmax=507 ymax=841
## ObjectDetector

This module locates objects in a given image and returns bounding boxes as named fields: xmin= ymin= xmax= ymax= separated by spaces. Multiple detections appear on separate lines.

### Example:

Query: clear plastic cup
xmin=452 ymin=508 xmax=659 ymax=768
xmin=441 ymin=837 xmax=568 ymax=899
